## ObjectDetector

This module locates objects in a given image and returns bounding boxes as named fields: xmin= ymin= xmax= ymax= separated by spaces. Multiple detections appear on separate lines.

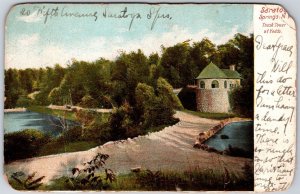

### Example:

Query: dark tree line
xmin=5 ymin=33 xmax=253 ymax=117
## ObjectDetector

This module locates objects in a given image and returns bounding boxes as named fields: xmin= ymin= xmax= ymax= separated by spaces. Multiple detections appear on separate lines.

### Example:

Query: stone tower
xmin=195 ymin=62 xmax=241 ymax=113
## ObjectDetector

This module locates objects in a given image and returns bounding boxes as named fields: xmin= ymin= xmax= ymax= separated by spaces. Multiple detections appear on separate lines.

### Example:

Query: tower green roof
xmin=221 ymin=69 xmax=242 ymax=79
xmin=195 ymin=62 xmax=241 ymax=79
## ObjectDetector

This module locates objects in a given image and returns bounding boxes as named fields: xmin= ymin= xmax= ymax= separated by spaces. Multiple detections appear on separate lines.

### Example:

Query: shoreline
xmin=4 ymin=107 xmax=27 ymax=113
xmin=194 ymin=117 xmax=253 ymax=150
xmin=48 ymin=104 xmax=113 ymax=113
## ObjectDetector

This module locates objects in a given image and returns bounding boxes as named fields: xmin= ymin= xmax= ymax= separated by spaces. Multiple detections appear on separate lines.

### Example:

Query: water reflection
xmin=4 ymin=111 xmax=80 ymax=136
xmin=204 ymin=121 xmax=254 ymax=153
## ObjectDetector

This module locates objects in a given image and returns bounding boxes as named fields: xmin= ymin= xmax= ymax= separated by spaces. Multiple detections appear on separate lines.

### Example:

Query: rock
xmin=220 ymin=134 xmax=229 ymax=139
xmin=193 ymin=142 xmax=201 ymax=149
xmin=200 ymin=144 xmax=209 ymax=150
xmin=131 ymin=167 xmax=141 ymax=173
xmin=207 ymin=146 xmax=218 ymax=153
xmin=103 ymin=141 xmax=114 ymax=146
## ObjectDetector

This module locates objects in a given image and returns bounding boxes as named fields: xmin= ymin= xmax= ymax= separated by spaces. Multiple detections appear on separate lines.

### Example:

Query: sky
xmin=5 ymin=4 xmax=253 ymax=69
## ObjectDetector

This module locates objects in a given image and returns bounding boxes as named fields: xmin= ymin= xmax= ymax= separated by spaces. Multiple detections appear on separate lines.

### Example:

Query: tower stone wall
xmin=195 ymin=78 xmax=240 ymax=113
xmin=196 ymin=89 xmax=231 ymax=113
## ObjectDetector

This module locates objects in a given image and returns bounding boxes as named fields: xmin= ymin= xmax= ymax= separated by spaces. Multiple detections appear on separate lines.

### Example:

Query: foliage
xmin=133 ymin=167 xmax=252 ymax=191
xmin=109 ymin=102 xmax=139 ymax=140
xmin=229 ymin=84 xmax=254 ymax=118
xmin=110 ymin=166 xmax=253 ymax=191
xmin=78 ymin=95 xmax=99 ymax=108
xmin=74 ymin=110 xmax=95 ymax=127
xmin=9 ymin=171 xmax=45 ymax=190
xmin=5 ymin=69 xmax=23 ymax=108
xmin=48 ymin=87 xmax=63 ymax=105
xmin=85 ymin=122 xmax=112 ymax=143
xmin=47 ymin=153 xmax=115 ymax=190
xmin=4 ymin=129 xmax=50 ymax=163
xmin=156 ymin=77 xmax=183 ymax=110
xmin=190 ymin=38 xmax=218 ymax=70
xmin=16 ymin=95 xmax=34 ymax=107
xmin=160 ymin=41 xmax=195 ymax=87
xmin=135 ymin=83 xmax=158 ymax=128
xmin=5 ymin=34 xmax=253 ymax=117
xmin=40 ymin=164 xmax=253 ymax=191
xmin=227 ymin=34 xmax=254 ymax=118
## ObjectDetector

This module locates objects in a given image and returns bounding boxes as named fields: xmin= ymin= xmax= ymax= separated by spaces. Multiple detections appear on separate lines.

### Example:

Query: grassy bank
xmin=38 ymin=140 xmax=99 ymax=156
xmin=182 ymin=109 xmax=235 ymax=120
xmin=27 ymin=106 xmax=76 ymax=121
xmin=109 ymin=168 xmax=253 ymax=191
xmin=12 ymin=167 xmax=253 ymax=191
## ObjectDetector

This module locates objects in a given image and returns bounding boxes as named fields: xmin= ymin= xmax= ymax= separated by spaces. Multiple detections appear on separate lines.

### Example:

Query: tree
xmin=216 ymin=43 xmax=240 ymax=69
xmin=34 ymin=65 xmax=66 ymax=105
xmin=148 ymin=52 xmax=160 ymax=66
xmin=135 ymin=83 xmax=157 ymax=128
xmin=190 ymin=38 xmax=217 ymax=72
xmin=156 ymin=77 xmax=183 ymax=110
xmin=230 ymin=85 xmax=253 ymax=118
xmin=160 ymin=41 xmax=195 ymax=87
xmin=79 ymin=95 xmax=99 ymax=108
xmin=19 ymin=69 xmax=34 ymax=94
xmin=227 ymin=33 xmax=254 ymax=117
xmin=135 ymin=78 xmax=182 ymax=129
xmin=111 ymin=50 xmax=150 ymax=106
xmin=16 ymin=96 xmax=33 ymax=107
xmin=5 ymin=69 xmax=22 ymax=108
xmin=109 ymin=101 xmax=137 ymax=139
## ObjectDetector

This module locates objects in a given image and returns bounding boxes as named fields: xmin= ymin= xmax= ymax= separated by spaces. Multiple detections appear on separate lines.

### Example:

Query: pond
xmin=204 ymin=121 xmax=253 ymax=153
xmin=4 ymin=111 xmax=80 ymax=136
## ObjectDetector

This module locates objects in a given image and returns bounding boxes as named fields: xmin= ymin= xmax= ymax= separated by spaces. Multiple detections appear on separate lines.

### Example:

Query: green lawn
xmin=38 ymin=140 xmax=99 ymax=156
xmin=27 ymin=106 xmax=77 ymax=121
xmin=182 ymin=109 xmax=235 ymax=120
xmin=40 ymin=167 xmax=253 ymax=191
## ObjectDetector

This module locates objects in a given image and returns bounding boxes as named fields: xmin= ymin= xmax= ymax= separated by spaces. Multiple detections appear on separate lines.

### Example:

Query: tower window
xmin=224 ymin=81 xmax=227 ymax=88
xmin=212 ymin=80 xmax=219 ymax=88
xmin=200 ymin=81 xmax=205 ymax=89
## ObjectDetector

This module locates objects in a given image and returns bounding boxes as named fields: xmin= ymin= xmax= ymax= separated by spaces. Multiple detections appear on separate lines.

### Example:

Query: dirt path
xmin=4 ymin=111 xmax=252 ymax=183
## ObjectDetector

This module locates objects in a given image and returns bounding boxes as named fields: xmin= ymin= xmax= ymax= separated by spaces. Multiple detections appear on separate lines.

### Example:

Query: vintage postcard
xmin=3 ymin=3 xmax=296 ymax=192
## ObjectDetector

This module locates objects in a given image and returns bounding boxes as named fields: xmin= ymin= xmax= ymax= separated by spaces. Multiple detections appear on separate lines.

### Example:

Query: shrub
xmin=109 ymin=103 xmax=136 ymax=140
xmin=78 ymin=95 xmax=98 ymax=108
xmin=156 ymin=77 xmax=183 ymax=110
xmin=4 ymin=129 xmax=51 ymax=163
xmin=9 ymin=171 xmax=45 ymax=190
xmin=75 ymin=109 xmax=95 ymax=127
xmin=58 ymin=126 xmax=82 ymax=142
xmin=85 ymin=122 xmax=112 ymax=143
xmin=135 ymin=81 xmax=180 ymax=130
xmin=229 ymin=85 xmax=253 ymax=118
xmin=47 ymin=153 xmax=116 ymax=190
xmin=48 ymin=87 xmax=63 ymax=105
xmin=132 ymin=167 xmax=253 ymax=191
xmin=16 ymin=96 xmax=34 ymax=107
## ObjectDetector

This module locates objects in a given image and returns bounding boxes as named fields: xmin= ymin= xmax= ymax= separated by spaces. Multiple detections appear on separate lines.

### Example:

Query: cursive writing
xmin=254 ymin=5 xmax=296 ymax=191
xmin=19 ymin=5 xmax=173 ymax=31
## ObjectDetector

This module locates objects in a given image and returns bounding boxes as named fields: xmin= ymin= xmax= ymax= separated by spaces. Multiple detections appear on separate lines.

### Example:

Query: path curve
xmin=4 ymin=111 xmax=252 ymax=183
